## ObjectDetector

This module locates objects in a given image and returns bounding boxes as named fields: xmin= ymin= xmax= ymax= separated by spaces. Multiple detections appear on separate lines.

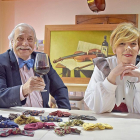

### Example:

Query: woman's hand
xmin=107 ymin=63 xmax=137 ymax=84
xmin=121 ymin=68 xmax=140 ymax=82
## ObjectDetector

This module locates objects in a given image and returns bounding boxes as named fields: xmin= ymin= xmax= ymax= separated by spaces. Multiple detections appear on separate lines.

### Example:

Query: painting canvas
xmin=36 ymin=40 xmax=44 ymax=52
xmin=44 ymin=24 xmax=117 ymax=84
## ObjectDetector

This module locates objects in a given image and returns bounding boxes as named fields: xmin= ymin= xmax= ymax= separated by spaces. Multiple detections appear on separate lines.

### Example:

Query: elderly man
xmin=0 ymin=23 xmax=71 ymax=109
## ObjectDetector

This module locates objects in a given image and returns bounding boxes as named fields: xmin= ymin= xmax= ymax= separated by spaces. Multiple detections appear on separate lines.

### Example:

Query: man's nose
xmin=22 ymin=39 xmax=29 ymax=46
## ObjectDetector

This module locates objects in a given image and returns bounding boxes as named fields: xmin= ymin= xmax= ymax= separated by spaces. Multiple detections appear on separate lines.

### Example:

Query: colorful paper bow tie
xmin=14 ymin=115 xmax=41 ymax=125
xmin=22 ymin=110 xmax=45 ymax=116
xmin=0 ymin=120 xmax=18 ymax=128
xmin=55 ymin=126 xmax=81 ymax=136
xmin=0 ymin=115 xmax=10 ymax=122
xmin=58 ymin=119 xmax=84 ymax=127
xmin=0 ymin=128 xmax=34 ymax=137
xmin=18 ymin=58 xmax=34 ymax=70
xmin=83 ymin=123 xmax=113 ymax=131
xmin=9 ymin=113 xmax=20 ymax=120
xmin=40 ymin=115 xmax=62 ymax=122
xmin=49 ymin=110 xmax=71 ymax=117
xmin=69 ymin=115 xmax=97 ymax=120
xmin=24 ymin=122 xmax=56 ymax=130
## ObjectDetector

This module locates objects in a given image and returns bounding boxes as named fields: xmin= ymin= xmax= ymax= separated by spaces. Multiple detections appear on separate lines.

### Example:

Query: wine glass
xmin=34 ymin=53 xmax=50 ymax=92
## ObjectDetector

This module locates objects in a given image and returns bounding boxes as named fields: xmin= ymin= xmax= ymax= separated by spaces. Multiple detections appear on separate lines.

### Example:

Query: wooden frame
xmin=44 ymin=24 xmax=118 ymax=84
xmin=75 ymin=14 xmax=138 ymax=27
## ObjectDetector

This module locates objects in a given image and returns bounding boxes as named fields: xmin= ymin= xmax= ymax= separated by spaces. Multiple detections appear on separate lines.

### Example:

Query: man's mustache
xmin=16 ymin=46 xmax=32 ymax=51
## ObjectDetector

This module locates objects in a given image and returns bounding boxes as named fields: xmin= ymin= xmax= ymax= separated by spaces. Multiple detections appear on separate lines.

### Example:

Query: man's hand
xmin=22 ymin=76 xmax=46 ymax=97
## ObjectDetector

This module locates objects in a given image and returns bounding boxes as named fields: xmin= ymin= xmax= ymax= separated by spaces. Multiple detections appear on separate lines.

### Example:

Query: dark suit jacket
xmin=0 ymin=49 xmax=71 ymax=109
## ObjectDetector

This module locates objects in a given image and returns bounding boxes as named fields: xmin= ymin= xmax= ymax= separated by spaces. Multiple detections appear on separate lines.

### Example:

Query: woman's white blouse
xmin=84 ymin=56 xmax=140 ymax=113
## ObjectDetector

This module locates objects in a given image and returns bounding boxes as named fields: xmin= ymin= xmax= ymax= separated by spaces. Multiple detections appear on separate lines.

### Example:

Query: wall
xmin=1 ymin=0 xmax=140 ymax=53
xmin=0 ymin=1 xmax=15 ymax=53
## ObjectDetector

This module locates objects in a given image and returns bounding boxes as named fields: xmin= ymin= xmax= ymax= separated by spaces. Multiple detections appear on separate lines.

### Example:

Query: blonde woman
xmin=84 ymin=22 xmax=140 ymax=113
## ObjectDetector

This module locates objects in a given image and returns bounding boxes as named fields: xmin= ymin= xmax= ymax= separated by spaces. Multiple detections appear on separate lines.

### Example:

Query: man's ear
xmin=11 ymin=40 xmax=13 ymax=47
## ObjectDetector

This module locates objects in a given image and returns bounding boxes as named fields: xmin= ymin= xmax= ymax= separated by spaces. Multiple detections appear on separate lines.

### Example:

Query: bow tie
xmin=18 ymin=58 xmax=34 ymax=70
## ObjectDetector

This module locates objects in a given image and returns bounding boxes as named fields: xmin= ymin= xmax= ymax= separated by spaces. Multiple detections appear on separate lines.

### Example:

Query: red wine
xmin=34 ymin=66 xmax=50 ymax=75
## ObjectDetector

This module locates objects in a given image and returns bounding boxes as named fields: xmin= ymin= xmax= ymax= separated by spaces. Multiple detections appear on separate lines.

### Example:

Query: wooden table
xmin=0 ymin=107 xmax=140 ymax=140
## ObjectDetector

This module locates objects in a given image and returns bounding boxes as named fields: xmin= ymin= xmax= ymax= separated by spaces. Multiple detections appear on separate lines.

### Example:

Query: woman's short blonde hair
xmin=110 ymin=22 xmax=140 ymax=50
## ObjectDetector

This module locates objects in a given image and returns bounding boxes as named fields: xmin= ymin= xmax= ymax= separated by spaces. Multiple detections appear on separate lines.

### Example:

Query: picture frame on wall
xmin=44 ymin=24 xmax=117 ymax=84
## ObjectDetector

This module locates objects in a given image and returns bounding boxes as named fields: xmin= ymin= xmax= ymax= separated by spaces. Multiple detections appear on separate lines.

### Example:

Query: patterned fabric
xmin=22 ymin=110 xmax=45 ymax=116
xmin=0 ymin=115 xmax=10 ymax=122
xmin=14 ymin=115 xmax=41 ymax=125
xmin=9 ymin=113 xmax=21 ymax=120
xmin=58 ymin=119 xmax=84 ymax=127
xmin=69 ymin=115 xmax=97 ymax=120
xmin=113 ymin=103 xmax=128 ymax=112
xmin=0 ymin=128 xmax=34 ymax=137
xmin=124 ymin=80 xmax=135 ymax=112
xmin=24 ymin=122 xmax=56 ymax=130
xmin=93 ymin=57 xmax=111 ymax=77
xmin=40 ymin=115 xmax=62 ymax=122
xmin=18 ymin=58 xmax=34 ymax=70
xmin=49 ymin=110 xmax=71 ymax=117
xmin=55 ymin=126 xmax=81 ymax=136
xmin=0 ymin=120 xmax=18 ymax=128
xmin=83 ymin=123 xmax=113 ymax=131
xmin=43 ymin=122 xmax=56 ymax=129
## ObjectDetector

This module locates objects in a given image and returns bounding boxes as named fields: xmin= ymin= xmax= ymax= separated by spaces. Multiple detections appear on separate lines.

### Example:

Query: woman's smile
xmin=123 ymin=54 xmax=133 ymax=57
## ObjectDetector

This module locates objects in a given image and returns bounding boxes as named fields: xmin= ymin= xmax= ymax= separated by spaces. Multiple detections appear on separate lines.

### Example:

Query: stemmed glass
xmin=34 ymin=53 xmax=50 ymax=92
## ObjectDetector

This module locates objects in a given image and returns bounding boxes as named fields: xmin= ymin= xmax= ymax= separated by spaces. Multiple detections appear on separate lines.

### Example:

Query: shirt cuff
xmin=135 ymin=82 xmax=140 ymax=92
xmin=103 ymin=78 xmax=118 ymax=92
xmin=20 ymin=85 xmax=26 ymax=101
